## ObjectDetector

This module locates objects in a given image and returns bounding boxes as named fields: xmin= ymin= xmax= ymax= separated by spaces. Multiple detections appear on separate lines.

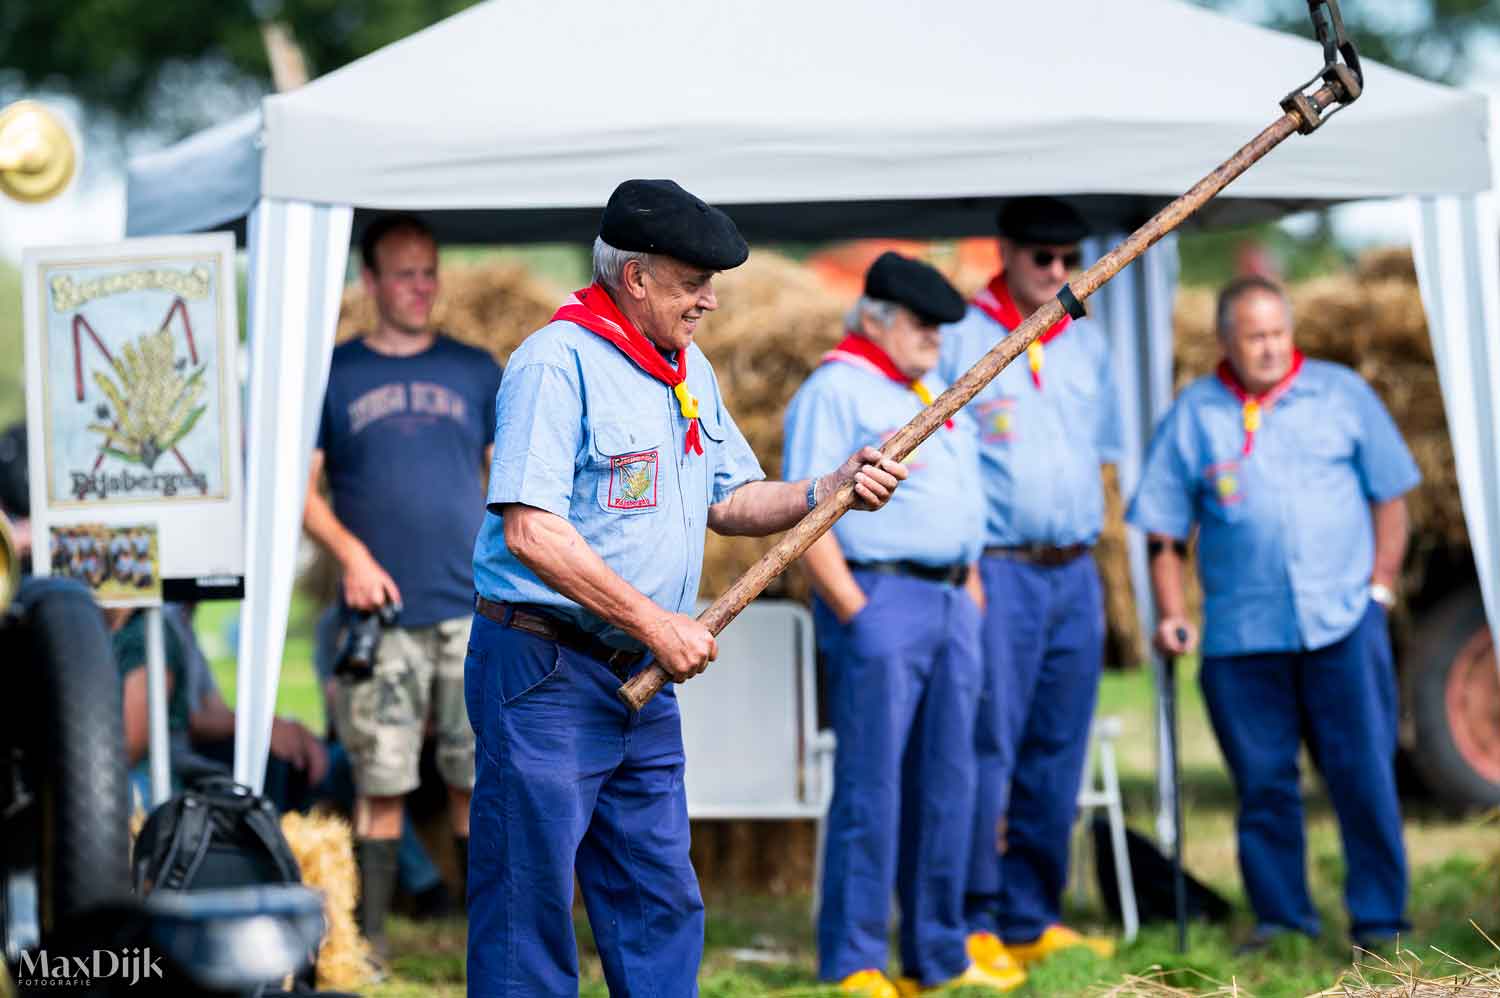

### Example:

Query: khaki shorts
xmin=332 ymin=615 xmax=476 ymax=798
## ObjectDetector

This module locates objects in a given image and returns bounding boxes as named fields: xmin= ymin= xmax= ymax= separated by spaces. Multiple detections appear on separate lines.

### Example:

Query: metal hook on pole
xmin=1281 ymin=0 xmax=1363 ymax=135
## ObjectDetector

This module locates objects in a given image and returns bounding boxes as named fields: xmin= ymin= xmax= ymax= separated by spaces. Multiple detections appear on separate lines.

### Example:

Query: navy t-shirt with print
xmin=317 ymin=335 xmax=503 ymax=627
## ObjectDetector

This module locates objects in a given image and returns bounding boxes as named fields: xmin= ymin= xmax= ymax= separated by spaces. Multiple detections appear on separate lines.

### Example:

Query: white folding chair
xmin=676 ymin=598 xmax=834 ymax=832
xmin=1074 ymin=714 xmax=1139 ymax=942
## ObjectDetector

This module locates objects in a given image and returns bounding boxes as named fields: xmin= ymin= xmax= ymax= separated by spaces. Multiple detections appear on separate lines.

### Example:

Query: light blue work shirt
xmin=938 ymin=308 xmax=1122 ymax=547
xmin=1126 ymin=359 xmax=1420 ymax=657
xmin=782 ymin=359 xmax=985 ymax=566
xmin=472 ymin=320 xmax=764 ymax=650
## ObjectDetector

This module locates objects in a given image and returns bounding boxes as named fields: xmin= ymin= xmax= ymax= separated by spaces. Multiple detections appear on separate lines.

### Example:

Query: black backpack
xmin=1090 ymin=815 xmax=1232 ymax=925
xmin=133 ymin=776 xmax=302 ymax=894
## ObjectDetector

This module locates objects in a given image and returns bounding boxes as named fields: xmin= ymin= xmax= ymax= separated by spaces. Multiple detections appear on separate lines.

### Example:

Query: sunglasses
xmin=1029 ymin=248 xmax=1083 ymax=270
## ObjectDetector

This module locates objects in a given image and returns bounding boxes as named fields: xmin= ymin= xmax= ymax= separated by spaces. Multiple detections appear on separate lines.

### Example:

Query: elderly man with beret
xmin=785 ymin=252 xmax=1023 ymax=996
xmin=464 ymin=179 xmax=909 ymax=997
xmin=940 ymin=197 xmax=1119 ymax=972
xmin=1128 ymin=275 xmax=1418 ymax=954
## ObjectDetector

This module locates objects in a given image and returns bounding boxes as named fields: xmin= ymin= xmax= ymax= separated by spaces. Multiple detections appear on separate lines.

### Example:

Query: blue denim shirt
xmin=472 ymin=320 xmax=764 ymax=650
xmin=1126 ymin=359 xmax=1421 ymax=656
xmin=938 ymin=307 xmax=1122 ymax=547
xmin=782 ymin=360 xmax=985 ymax=566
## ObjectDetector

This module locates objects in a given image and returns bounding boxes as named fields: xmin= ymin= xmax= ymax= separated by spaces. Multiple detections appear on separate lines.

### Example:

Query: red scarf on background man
xmin=552 ymin=284 xmax=703 ymax=455
xmin=821 ymin=334 xmax=953 ymax=430
xmin=972 ymin=272 xmax=1072 ymax=390
xmin=1215 ymin=350 xmax=1305 ymax=455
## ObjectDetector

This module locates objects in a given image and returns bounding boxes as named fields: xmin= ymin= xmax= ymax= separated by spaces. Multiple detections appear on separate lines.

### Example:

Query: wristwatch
xmin=1369 ymin=582 xmax=1397 ymax=609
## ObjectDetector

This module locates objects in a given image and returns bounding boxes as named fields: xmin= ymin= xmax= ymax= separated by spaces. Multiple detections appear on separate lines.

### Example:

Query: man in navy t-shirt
xmin=304 ymin=213 xmax=502 ymax=961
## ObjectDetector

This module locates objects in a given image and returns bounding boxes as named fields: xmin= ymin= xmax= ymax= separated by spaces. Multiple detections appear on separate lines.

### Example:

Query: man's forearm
xmin=1147 ymin=534 xmax=1189 ymax=618
xmin=304 ymin=487 xmax=369 ymax=568
xmin=799 ymin=531 xmax=865 ymax=622
xmin=964 ymin=563 xmax=985 ymax=611
xmin=1370 ymin=497 xmax=1409 ymax=589
xmin=707 ymin=479 xmax=810 ymax=536
xmin=502 ymin=504 xmax=667 ymax=642
xmin=188 ymin=692 xmax=237 ymax=742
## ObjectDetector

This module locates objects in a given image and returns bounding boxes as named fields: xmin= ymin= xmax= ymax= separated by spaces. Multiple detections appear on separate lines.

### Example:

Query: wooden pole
xmin=620 ymin=84 xmax=1343 ymax=711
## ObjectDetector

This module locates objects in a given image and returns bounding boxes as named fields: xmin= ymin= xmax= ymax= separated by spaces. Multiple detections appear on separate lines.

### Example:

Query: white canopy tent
xmin=124 ymin=0 xmax=1495 ymax=798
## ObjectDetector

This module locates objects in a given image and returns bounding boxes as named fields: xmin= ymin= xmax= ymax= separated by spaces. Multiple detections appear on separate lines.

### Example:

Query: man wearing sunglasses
xmin=939 ymin=197 xmax=1120 ymax=971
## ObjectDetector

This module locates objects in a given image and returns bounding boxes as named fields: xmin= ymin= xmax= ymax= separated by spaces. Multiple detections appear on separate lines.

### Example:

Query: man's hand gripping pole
xmin=618 ymin=0 xmax=1362 ymax=711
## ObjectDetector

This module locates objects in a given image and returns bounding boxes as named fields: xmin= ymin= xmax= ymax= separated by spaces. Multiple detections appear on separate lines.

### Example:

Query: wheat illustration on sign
xmin=620 ymin=461 xmax=653 ymax=502
xmin=72 ymin=297 xmax=208 ymax=487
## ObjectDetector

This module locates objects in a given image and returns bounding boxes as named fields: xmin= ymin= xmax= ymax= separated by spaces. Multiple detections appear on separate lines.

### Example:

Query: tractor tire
xmin=1405 ymin=585 xmax=1500 ymax=812
xmin=16 ymin=580 xmax=131 ymax=939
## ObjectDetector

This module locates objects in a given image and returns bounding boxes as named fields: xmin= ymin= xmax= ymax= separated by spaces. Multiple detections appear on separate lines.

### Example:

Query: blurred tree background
xmin=0 ymin=2 xmax=482 ymax=135
xmin=0 ymin=0 xmax=1494 ymax=303
xmin=1196 ymin=0 xmax=1500 ymax=85
xmin=4 ymin=0 xmax=1493 ymax=138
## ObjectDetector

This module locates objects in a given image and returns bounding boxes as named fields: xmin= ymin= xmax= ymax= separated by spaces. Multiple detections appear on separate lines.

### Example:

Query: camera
xmin=332 ymin=602 xmax=400 ymax=682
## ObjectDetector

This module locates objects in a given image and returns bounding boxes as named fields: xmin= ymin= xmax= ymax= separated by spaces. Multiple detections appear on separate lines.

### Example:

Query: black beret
xmin=996 ymin=196 xmax=1088 ymax=245
xmin=599 ymin=179 xmax=749 ymax=271
xmin=864 ymin=251 xmax=967 ymax=326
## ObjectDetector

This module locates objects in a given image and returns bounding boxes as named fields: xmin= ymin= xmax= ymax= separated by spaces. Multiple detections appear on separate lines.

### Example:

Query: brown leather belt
xmin=983 ymin=543 xmax=1090 ymax=567
xmin=474 ymin=596 xmax=646 ymax=682
xmin=846 ymin=559 xmax=968 ymax=586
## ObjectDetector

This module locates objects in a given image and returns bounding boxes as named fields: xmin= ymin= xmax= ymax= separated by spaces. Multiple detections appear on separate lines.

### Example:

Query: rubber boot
xmin=356 ymin=837 xmax=400 ymax=962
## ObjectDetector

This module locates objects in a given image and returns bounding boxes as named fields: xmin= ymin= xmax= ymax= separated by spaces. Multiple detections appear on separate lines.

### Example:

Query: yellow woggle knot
xmin=672 ymin=381 xmax=699 ymax=419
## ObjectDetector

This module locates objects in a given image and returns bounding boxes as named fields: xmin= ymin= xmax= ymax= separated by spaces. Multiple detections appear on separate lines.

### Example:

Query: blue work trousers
xmin=815 ymin=571 xmax=981 ymax=986
xmin=965 ymin=554 xmax=1104 ymax=943
xmin=464 ymin=610 xmax=703 ymax=998
xmin=1200 ymin=602 xmax=1407 ymax=938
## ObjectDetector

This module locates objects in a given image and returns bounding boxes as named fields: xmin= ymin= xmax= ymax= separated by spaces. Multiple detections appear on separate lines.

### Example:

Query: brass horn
xmin=0 ymin=100 xmax=77 ymax=204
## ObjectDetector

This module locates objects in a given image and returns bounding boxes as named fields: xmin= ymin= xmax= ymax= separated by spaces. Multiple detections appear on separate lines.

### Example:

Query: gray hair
xmin=845 ymin=296 xmax=902 ymax=332
xmin=1216 ymin=275 xmax=1292 ymax=337
xmin=592 ymin=237 xmax=653 ymax=292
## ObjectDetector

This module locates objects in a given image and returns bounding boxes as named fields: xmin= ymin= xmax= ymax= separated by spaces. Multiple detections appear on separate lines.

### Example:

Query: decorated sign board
xmin=23 ymin=234 xmax=244 ymax=604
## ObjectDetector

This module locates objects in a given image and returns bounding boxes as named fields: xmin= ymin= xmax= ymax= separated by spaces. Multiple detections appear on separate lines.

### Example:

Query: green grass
xmin=193 ymin=591 xmax=327 ymax=735
xmin=372 ymin=857 xmax=1500 ymax=998
xmin=336 ymin=653 xmax=1499 ymax=997
xmin=0 ymin=258 xmax=24 ymax=428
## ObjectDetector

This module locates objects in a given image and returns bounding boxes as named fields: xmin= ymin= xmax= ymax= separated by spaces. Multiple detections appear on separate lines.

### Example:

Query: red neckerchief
xmin=821 ymin=333 xmax=952 ymax=429
xmin=971 ymin=272 xmax=1072 ymax=390
xmin=1215 ymin=350 xmax=1306 ymax=455
xmin=553 ymin=284 xmax=703 ymax=455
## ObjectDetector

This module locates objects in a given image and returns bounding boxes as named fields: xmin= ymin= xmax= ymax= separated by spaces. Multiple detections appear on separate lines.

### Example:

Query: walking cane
xmin=1161 ymin=627 xmax=1190 ymax=953
xmin=620 ymin=0 xmax=1363 ymax=711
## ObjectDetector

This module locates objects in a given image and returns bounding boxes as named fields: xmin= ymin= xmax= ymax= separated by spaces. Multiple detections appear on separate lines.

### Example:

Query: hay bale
xmin=280 ymin=810 xmax=372 ymax=992
xmin=693 ymin=251 xmax=849 ymax=602
xmin=334 ymin=258 xmax=562 ymax=362
xmin=689 ymin=819 xmax=818 ymax=896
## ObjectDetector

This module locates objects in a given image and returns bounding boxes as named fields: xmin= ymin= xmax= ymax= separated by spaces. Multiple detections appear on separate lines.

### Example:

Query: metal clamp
xmin=1279 ymin=0 xmax=1363 ymax=134
xmin=1057 ymin=284 xmax=1087 ymax=320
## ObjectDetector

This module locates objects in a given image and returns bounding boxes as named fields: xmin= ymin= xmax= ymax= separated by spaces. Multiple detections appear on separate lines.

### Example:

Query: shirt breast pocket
xmin=1299 ymin=423 xmax=1355 ymax=464
xmin=1059 ymin=365 xmax=1101 ymax=407
xmin=1201 ymin=460 xmax=1248 ymax=524
xmin=694 ymin=408 xmax=728 ymax=502
xmin=975 ymin=396 xmax=1019 ymax=446
xmin=697 ymin=406 xmax=727 ymax=447
xmin=592 ymin=422 xmax=663 ymax=516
